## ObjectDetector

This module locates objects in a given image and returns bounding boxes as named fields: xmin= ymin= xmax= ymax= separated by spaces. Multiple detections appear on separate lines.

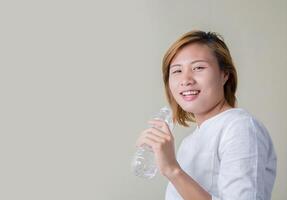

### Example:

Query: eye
xmin=171 ymin=69 xmax=181 ymax=74
xmin=193 ymin=66 xmax=205 ymax=71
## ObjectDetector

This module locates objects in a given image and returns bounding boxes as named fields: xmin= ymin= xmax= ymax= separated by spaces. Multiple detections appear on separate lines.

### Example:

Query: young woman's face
xmin=168 ymin=43 xmax=229 ymax=117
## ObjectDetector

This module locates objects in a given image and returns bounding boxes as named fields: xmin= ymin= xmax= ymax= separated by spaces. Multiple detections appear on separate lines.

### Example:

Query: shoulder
xmin=220 ymin=108 xmax=265 ymax=131
xmin=219 ymin=108 xmax=273 ymax=151
xmin=230 ymin=108 xmax=268 ymax=132
xmin=222 ymin=108 xmax=253 ymax=120
xmin=217 ymin=108 xmax=276 ymax=168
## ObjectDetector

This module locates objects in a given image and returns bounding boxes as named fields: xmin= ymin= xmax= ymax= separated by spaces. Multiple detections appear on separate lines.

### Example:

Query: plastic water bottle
xmin=131 ymin=106 xmax=174 ymax=179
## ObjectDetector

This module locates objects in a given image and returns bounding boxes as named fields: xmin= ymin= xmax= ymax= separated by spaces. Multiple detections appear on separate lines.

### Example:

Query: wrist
xmin=164 ymin=164 xmax=183 ymax=181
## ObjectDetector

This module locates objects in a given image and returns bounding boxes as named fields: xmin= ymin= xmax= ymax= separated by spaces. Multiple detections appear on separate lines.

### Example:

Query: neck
xmin=195 ymin=98 xmax=232 ymax=128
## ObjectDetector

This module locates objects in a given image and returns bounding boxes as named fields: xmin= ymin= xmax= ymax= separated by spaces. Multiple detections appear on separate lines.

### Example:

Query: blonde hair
xmin=162 ymin=30 xmax=238 ymax=127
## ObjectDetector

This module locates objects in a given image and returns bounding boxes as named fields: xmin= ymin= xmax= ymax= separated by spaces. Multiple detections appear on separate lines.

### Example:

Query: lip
xmin=182 ymin=94 xmax=199 ymax=101
xmin=179 ymin=89 xmax=201 ymax=95
xmin=180 ymin=90 xmax=200 ymax=102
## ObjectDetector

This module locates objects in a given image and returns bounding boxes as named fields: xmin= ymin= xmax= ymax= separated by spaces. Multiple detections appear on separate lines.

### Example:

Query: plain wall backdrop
xmin=0 ymin=0 xmax=286 ymax=199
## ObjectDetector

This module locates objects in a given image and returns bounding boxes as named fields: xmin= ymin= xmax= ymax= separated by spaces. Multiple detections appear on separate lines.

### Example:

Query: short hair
xmin=162 ymin=30 xmax=238 ymax=127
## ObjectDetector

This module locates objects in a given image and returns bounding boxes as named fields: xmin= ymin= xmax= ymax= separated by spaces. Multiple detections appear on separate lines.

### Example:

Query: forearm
xmin=167 ymin=167 xmax=211 ymax=200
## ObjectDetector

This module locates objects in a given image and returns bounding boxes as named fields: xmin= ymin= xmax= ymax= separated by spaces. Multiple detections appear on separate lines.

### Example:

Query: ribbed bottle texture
xmin=131 ymin=106 xmax=174 ymax=179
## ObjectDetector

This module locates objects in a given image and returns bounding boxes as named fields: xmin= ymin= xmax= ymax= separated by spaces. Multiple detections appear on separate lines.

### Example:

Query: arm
xmin=211 ymin=117 xmax=270 ymax=200
xmin=137 ymin=117 xmax=273 ymax=200
xmin=167 ymin=117 xmax=273 ymax=200
xmin=166 ymin=167 xmax=211 ymax=200
xmin=137 ymin=119 xmax=211 ymax=200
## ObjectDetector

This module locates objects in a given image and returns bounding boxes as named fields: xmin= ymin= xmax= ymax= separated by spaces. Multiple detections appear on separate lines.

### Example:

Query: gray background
xmin=1 ymin=0 xmax=286 ymax=199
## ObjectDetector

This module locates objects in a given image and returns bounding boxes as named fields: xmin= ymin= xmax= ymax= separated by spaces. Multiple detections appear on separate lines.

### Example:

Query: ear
xmin=222 ymin=71 xmax=229 ymax=85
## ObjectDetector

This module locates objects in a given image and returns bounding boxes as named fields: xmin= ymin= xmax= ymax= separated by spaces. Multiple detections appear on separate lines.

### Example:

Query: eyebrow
xmin=170 ymin=60 xmax=209 ymax=68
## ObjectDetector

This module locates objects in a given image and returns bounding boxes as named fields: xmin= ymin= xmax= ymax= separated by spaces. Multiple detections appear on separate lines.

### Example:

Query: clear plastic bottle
xmin=131 ymin=106 xmax=174 ymax=179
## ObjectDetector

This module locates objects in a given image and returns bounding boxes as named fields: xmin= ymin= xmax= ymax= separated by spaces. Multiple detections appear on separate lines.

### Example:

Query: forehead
xmin=171 ymin=43 xmax=217 ymax=65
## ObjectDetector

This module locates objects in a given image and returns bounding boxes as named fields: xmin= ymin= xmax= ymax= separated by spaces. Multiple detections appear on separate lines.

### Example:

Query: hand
xmin=136 ymin=119 xmax=181 ymax=178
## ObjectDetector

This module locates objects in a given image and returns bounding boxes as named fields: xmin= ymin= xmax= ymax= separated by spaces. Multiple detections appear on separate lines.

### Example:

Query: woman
xmin=136 ymin=30 xmax=277 ymax=200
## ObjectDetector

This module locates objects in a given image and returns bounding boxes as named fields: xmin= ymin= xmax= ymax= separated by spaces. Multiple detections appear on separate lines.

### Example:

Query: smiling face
xmin=168 ymin=43 xmax=230 ymax=123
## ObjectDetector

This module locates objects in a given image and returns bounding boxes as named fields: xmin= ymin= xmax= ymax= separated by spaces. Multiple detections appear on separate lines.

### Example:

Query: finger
xmin=148 ymin=119 xmax=164 ymax=128
xmin=135 ymin=129 xmax=160 ymax=147
xmin=148 ymin=119 xmax=171 ymax=133
xmin=135 ymin=131 xmax=146 ymax=147
xmin=136 ymin=125 xmax=172 ymax=148
xmin=145 ymin=131 xmax=165 ymax=143
xmin=139 ymin=136 xmax=158 ymax=149
xmin=147 ymin=127 xmax=172 ymax=141
xmin=135 ymin=134 xmax=147 ymax=147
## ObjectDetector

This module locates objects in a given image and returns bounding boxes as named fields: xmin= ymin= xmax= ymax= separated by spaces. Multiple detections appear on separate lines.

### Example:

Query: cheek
xmin=202 ymin=76 xmax=224 ymax=97
xmin=168 ymin=78 xmax=178 ymax=95
xmin=168 ymin=85 xmax=178 ymax=104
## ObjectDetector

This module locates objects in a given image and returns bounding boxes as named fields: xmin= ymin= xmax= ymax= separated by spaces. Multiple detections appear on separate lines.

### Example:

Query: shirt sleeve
xmin=211 ymin=117 xmax=267 ymax=200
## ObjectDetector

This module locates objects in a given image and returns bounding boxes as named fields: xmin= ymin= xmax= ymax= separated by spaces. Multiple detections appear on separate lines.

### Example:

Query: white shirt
xmin=165 ymin=108 xmax=277 ymax=200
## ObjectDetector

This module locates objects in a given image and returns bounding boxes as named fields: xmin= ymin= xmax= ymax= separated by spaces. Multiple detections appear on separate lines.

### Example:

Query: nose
xmin=180 ymin=70 xmax=195 ymax=86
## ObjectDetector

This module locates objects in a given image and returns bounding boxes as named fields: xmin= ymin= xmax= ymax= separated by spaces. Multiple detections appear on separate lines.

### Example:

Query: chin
xmin=178 ymin=102 xmax=198 ymax=113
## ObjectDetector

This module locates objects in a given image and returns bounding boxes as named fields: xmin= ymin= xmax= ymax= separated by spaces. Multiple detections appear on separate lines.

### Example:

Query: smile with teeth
xmin=181 ymin=90 xmax=200 ymax=96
